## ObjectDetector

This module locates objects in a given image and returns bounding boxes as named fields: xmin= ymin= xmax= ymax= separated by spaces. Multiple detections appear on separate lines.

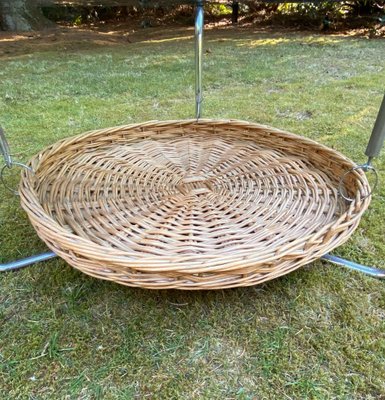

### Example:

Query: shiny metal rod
xmin=365 ymin=92 xmax=385 ymax=160
xmin=195 ymin=1 xmax=204 ymax=119
xmin=322 ymin=254 xmax=385 ymax=278
xmin=0 ymin=251 xmax=57 ymax=272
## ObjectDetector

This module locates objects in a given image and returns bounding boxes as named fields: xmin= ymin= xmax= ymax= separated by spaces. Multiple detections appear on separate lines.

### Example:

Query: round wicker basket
xmin=19 ymin=119 xmax=371 ymax=289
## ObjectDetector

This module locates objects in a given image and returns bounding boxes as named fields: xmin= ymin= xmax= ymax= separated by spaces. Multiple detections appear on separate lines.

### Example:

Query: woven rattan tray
xmin=19 ymin=119 xmax=371 ymax=289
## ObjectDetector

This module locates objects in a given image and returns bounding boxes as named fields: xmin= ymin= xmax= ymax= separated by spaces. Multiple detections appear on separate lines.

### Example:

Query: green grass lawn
xmin=1 ymin=25 xmax=385 ymax=399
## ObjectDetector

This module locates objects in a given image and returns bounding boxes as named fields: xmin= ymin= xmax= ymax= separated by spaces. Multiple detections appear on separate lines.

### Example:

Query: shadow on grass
xmin=0 ymin=23 xmax=363 ymax=60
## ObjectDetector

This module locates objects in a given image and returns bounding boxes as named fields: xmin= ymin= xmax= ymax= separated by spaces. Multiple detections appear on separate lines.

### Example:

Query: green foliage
xmin=268 ymin=0 xmax=385 ymax=22
xmin=73 ymin=15 xmax=82 ymax=25
xmin=206 ymin=3 xmax=232 ymax=16
xmin=35 ymin=0 xmax=385 ymax=29
xmin=342 ymin=0 xmax=385 ymax=15
xmin=277 ymin=2 xmax=339 ymax=18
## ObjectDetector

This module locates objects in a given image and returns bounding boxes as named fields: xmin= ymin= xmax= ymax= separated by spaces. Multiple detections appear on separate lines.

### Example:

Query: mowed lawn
xmin=0 ymin=24 xmax=385 ymax=399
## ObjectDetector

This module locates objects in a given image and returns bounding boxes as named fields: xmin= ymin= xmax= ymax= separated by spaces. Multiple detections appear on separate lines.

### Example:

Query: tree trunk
xmin=0 ymin=0 xmax=54 ymax=31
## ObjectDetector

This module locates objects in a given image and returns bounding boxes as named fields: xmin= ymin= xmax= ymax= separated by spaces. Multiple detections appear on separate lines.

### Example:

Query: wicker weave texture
xmin=19 ymin=120 xmax=371 ymax=289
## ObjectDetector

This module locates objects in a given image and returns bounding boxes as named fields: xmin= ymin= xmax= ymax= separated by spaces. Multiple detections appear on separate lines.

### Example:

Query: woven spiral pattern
xmin=20 ymin=120 xmax=371 ymax=289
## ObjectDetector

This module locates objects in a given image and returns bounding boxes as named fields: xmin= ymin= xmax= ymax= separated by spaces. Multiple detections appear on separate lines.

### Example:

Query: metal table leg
xmin=321 ymin=254 xmax=385 ymax=278
xmin=195 ymin=1 xmax=204 ymax=119
xmin=0 ymin=252 xmax=57 ymax=272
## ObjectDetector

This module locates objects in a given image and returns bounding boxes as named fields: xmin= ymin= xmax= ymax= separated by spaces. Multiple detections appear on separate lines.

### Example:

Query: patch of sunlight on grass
xmin=142 ymin=35 xmax=194 ymax=44
xmin=240 ymin=35 xmax=345 ymax=48
xmin=244 ymin=37 xmax=292 ymax=47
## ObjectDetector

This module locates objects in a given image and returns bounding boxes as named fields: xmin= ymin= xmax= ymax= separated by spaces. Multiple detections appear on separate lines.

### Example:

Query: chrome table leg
xmin=0 ymin=252 xmax=57 ymax=272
